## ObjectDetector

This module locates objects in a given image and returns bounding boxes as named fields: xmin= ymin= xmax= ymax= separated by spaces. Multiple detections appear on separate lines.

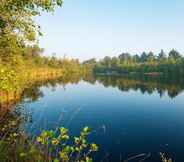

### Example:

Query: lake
xmin=11 ymin=75 xmax=184 ymax=161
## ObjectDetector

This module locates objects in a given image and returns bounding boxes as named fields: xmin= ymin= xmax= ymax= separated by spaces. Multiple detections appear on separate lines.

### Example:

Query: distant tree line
xmin=83 ymin=49 xmax=184 ymax=77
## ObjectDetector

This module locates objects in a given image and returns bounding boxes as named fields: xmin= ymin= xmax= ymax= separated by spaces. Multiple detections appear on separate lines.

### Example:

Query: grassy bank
xmin=0 ymin=65 xmax=64 ymax=105
xmin=0 ymin=53 xmax=83 ymax=105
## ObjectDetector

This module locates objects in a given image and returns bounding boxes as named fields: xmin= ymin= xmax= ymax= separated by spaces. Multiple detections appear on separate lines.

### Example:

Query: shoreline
xmin=0 ymin=68 xmax=64 ymax=114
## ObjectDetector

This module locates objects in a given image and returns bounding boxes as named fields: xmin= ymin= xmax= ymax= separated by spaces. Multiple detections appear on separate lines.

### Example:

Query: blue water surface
xmin=16 ymin=78 xmax=184 ymax=162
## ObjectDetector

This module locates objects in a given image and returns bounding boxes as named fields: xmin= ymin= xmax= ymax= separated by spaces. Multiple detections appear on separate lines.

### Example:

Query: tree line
xmin=83 ymin=49 xmax=184 ymax=77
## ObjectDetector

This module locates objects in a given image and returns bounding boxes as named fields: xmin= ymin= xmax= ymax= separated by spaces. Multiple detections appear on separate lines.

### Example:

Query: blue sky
xmin=37 ymin=0 xmax=184 ymax=61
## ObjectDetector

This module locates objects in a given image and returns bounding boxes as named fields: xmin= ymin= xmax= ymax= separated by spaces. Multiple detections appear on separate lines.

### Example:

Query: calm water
xmin=14 ymin=75 xmax=184 ymax=161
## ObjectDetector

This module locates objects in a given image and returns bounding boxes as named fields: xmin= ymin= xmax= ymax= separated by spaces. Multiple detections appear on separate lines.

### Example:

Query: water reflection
xmin=22 ymin=73 xmax=83 ymax=101
xmin=1 ymin=74 xmax=183 ymax=113
xmin=19 ymin=74 xmax=184 ymax=102
xmin=92 ymin=75 xmax=184 ymax=98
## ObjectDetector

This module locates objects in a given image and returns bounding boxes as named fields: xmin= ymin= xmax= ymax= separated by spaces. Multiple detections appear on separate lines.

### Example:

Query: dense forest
xmin=83 ymin=50 xmax=184 ymax=77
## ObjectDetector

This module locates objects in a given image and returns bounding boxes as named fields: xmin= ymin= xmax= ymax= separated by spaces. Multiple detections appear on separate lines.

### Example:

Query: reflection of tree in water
xmin=83 ymin=73 xmax=96 ymax=85
xmin=2 ymin=73 xmax=184 ymax=113
xmin=21 ymin=73 xmax=83 ymax=102
xmin=23 ymin=86 xmax=44 ymax=102
xmin=93 ymin=75 xmax=184 ymax=98
xmin=3 ymin=73 xmax=184 ymax=113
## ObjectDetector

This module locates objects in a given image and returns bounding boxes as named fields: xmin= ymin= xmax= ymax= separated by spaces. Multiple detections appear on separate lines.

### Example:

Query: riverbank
xmin=0 ymin=66 xmax=64 ymax=111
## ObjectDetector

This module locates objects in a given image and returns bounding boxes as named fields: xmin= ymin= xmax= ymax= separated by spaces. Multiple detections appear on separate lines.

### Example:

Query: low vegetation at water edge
xmin=0 ymin=125 xmax=98 ymax=162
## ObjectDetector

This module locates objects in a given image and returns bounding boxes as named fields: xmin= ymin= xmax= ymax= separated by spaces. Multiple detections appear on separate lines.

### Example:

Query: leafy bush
xmin=0 ymin=126 xmax=98 ymax=162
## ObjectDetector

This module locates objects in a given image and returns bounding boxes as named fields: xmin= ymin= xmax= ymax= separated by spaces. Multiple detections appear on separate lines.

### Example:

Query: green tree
xmin=111 ymin=56 xmax=119 ymax=68
xmin=169 ymin=49 xmax=181 ymax=60
xmin=0 ymin=0 xmax=62 ymax=63
xmin=140 ymin=52 xmax=148 ymax=62
xmin=158 ymin=49 xmax=167 ymax=62
xmin=103 ymin=56 xmax=111 ymax=68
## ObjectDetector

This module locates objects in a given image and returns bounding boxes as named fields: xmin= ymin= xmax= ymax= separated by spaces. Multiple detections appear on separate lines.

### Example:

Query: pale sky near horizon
xmin=37 ymin=0 xmax=184 ymax=61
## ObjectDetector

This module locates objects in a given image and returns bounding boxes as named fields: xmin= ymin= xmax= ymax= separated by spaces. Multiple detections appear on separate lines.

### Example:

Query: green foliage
xmin=88 ymin=50 xmax=184 ymax=77
xmin=0 ymin=0 xmax=62 ymax=94
xmin=0 ymin=0 xmax=63 ymax=60
xmin=0 ymin=46 xmax=82 ymax=97
xmin=0 ymin=126 xmax=98 ymax=162
xmin=0 ymin=65 xmax=22 ymax=92
xmin=35 ymin=126 xmax=98 ymax=162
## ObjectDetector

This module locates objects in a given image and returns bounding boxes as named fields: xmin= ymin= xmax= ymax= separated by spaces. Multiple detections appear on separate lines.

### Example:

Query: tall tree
xmin=140 ymin=52 xmax=148 ymax=62
xmin=169 ymin=49 xmax=181 ymax=59
xmin=119 ymin=53 xmax=131 ymax=64
xmin=158 ymin=49 xmax=167 ymax=61
xmin=0 ymin=0 xmax=62 ymax=63
xmin=147 ymin=51 xmax=155 ymax=62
